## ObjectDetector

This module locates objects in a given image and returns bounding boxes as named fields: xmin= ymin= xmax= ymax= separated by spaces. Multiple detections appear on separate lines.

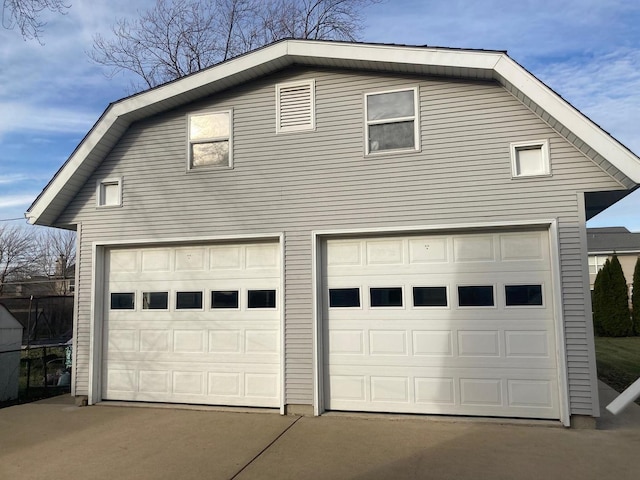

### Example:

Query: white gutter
xmin=606 ymin=377 xmax=640 ymax=415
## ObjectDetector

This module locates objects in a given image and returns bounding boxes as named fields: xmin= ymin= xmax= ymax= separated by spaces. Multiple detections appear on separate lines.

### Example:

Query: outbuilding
xmin=0 ymin=304 xmax=24 ymax=402
xmin=26 ymin=40 xmax=640 ymax=426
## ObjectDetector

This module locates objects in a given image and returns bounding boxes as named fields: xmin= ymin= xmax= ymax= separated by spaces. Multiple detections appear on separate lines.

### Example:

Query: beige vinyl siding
xmin=58 ymin=67 xmax=623 ymax=415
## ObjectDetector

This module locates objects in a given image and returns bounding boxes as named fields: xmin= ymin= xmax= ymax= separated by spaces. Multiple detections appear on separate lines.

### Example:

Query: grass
xmin=594 ymin=336 xmax=640 ymax=404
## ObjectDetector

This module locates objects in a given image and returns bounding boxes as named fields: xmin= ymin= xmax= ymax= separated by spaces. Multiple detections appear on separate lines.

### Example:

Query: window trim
xmin=276 ymin=79 xmax=316 ymax=134
xmin=187 ymin=109 xmax=233 ymax=170
xmin=364 ymin=86 xmax=420 ymax=156
xmin=96 ymin=177 xmax=123 ymax=208
xmin=510 ymin=139 xmax=551 ymax=178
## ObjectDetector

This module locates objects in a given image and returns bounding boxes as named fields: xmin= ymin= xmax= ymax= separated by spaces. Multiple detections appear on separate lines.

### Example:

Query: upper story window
xmin=188 ymin=110 xmax=232 ymax=169
xmin=365 ymin=87 xmax=419 ymax=155
xmin=588 ymin=255 xmax=608 ymax=275
xmin=510 ymin=139 xmax=550 ymax=178
xmin=97 ymin=178 xmax=122 ymax=207
xmin=276 ymin=80 xmax=315 ymax=133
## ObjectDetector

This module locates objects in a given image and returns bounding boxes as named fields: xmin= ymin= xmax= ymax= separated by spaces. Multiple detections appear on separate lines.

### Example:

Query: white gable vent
xmin=276 ymin=80 xmax=315 ymax=133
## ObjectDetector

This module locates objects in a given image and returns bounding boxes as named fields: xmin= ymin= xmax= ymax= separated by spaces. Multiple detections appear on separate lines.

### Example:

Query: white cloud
xmin=0 ymin=102 xmax=97 ymax=137
xmin=0 ymin=193 xmax=37 ymax=209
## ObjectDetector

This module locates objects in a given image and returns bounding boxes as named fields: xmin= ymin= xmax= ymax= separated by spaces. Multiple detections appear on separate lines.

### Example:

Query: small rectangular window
xmin=212 ymin=290 xmax=239 ymax=309
xmin=188 ymin=111 xmax=232 ymax=168
xmin=365 ymin=88 xmax=419 ymax=154
xmin=510 ymin=140 xmax=550 ymax=177
xmin=458 ymin=286 xmax=494 ymax=307
xmin=111 ymin=293 xmax=134 ymax=310
xmin=248 ymin=290 xmax=276 ymax=308
xmin=413 ymin=287 xmax=447 ymax=307
xmin=505 ymin=285 xmax=543 ymax=306
xmin=176 ymin=291 xmax=203 ymax=309
xmin=97 ymin=178 xmax=122 ymax=207
xmin=329 ymin=288 xmax=361 ymax=307
xmin=142 ymin=292 xmax=168 ymax=310
xmin=370 ymin=287 xmax=403 ymax=307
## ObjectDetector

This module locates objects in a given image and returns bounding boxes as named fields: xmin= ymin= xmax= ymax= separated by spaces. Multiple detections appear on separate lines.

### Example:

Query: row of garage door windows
xmin=109 ymin=284 xmax=543 ymax=311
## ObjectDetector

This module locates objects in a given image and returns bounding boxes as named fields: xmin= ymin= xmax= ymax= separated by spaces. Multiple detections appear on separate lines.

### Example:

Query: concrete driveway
xmin=1 ymin=382 xmax=639 ymax=480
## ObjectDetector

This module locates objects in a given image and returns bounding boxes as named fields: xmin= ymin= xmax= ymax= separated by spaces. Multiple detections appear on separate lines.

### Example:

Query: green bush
xmin=632 ymin=256 xmax=640 ymax=335
xmin=592 ymin=255 xmax=632 ymax=337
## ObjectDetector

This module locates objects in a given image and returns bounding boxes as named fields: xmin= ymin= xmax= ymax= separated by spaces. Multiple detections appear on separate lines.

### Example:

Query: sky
xmin=0 ymin=0 xmax=639 ymax=230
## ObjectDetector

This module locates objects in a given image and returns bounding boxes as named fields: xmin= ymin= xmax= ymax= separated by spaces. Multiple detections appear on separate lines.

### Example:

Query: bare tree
xmin=2 ymin=0 xmax=69 ymax=43
xmin=34 ymin=229 xmax=76 ymax=295
xmin=0 ymin=225 xmax=38 ymax=295
xmin=89 ymin=0 xmax=382 ymax=90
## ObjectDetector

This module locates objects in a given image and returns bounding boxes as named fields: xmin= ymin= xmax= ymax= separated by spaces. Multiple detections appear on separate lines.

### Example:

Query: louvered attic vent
xmin=276 ymin=80 xmax=315 ymax=133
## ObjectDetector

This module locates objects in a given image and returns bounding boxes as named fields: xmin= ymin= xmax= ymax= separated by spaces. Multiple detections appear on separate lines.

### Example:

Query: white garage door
xmin=323 ymin=230 xmax=561 ymax=419
xmin=103 ymin=241 xmax=281 ymax=408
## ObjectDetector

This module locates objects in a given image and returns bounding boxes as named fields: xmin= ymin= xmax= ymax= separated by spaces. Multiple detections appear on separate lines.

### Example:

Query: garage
xmin=102 ymin=241 xmax=281 ymax=408
xmin=322 ymin=230 xmax=561 ymax=419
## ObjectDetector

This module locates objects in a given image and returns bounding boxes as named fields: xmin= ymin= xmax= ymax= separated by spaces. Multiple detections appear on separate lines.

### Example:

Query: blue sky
xmin=1 ymin=0 xmax=639 ymax=229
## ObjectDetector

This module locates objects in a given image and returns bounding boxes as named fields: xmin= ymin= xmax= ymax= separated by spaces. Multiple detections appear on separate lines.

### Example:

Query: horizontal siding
xmin=58 ymin=67 xmax=624 ymax=415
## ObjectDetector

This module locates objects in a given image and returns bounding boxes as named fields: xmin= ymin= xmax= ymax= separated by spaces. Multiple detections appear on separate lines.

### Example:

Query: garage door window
xmin=248 ymin=290 xmax=276 ymax=308
xmin=458 ymin=286 xmax=494 ymax=307
xmin=370 ymin=287 xmax=403 ymax=307
xmin=176 ymin=291 xmax=203 ymax=309
xmin=142 ymin=292 xmax=168 ymax=310
xmin=505 ymin=285 xmax=543 ymax=306
xmin=212 ymin=290 xmax=239 ymax=309
xmin=413 ymin=286 xmax=448 ymax=307
xmin=111 ymin=293 xmax=135 ymax=310
xmin=329 ymin=288 xmax=361 ymax=308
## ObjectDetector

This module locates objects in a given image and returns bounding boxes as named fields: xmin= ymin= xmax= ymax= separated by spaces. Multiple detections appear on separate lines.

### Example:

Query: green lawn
xmin=594 ymin=336 xmax=640 ymax=402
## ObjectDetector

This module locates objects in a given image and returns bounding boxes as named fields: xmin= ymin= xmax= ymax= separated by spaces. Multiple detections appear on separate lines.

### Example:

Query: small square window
xmin=370 ymin=287 xmax=403 ymax=307
xmin=458 ymin=286 xmax=494 ymax=307
xmin=510 ymin=140 xmax=550 ymax=177
xmin=329 ymin=288 xmax=361 ymax=308
xmin=111 ymin=292 xmax=134 ymax=310
xmin=142 ymin=292 xmax=168 ymax=310
xmin=97 ymin=178 xmax=122 ymax=207
xmin=176 ymin=291 xmax=203 ymax=309
xmin=505 ymin=285 xmax=543 ymax=306
xmin=248 ymin=290 xmax=276 ymax=308
xmin=365 ymin=88 xmax=419 ymax=155
xmin=413 ymin=287 xmax=448 ymax=307
xmin=212 ymin=290 xmax=239 ymax=309
xmin=188 ymin=111 xmax=232 ymax=168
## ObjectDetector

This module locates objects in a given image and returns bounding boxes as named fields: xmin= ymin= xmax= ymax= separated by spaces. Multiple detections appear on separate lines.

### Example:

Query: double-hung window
xmin=188 ymin=110 xmax=232 ymax=169
xmin=365 ymin=87 xmax=419 ymax=155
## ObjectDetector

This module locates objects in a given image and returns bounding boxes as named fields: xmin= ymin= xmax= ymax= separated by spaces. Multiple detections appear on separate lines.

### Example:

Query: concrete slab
xmin=1 ymin=384 xmax=639 ymax=480
xmin=0 ymin=396 xmax=296 ymax=480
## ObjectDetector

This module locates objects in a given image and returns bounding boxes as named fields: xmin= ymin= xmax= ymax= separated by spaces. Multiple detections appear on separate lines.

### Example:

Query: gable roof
xmin=587 ymin=227 xmax=640 ymax=254
xmin=26 ymin=39 xmax=640 ymax=226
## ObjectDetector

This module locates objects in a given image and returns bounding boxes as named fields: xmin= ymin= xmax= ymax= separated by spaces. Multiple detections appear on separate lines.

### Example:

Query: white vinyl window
xmin=276 ymin=80 xmax=315 ymax=133
xmin=365 ymin=87 xmax=419 ymax=155
xmin=588 ymin=255 xmax=608 ymax=275
xmin=96 ymin=178 xmax=122 ymax=207
xmin=510 ymin=140 xmax=550 ymax=177
xmin=188 ymin=110 xmax=232 ymax=169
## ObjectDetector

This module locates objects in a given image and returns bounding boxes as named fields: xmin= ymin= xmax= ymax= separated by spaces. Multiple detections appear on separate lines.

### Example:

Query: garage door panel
xmin=103 ymin=242 xmax=281 ymax=408
xmin=323 ymin=231 xmax=560 ymax=419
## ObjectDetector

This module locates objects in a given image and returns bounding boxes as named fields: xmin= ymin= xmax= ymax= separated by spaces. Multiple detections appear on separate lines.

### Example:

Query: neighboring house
xmin=587 ymin=227 xmax=640 ymax=297
xmin=26 ymin=40 xmax=640 ymax=427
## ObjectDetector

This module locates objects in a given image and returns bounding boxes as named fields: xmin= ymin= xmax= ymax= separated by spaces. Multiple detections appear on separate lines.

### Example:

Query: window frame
xmin=96 ymin=177 xmax=123 ymax=208
xmin=510 ymin=139 xmax=551 ymax=178
xmin=588 ymin=255 xmax=608 ymax=275
xmin=364 ymin=86 xmax=420 ymax=156
xmin=276 ymin=79 xmax=316 ymax=134
xmin=504 ymin=284 xmax=545 ymax=308
xmin=187 ymin=109 xmax=233 ymax=170
xmin=456 ymin=284 xmax=496 ymax=308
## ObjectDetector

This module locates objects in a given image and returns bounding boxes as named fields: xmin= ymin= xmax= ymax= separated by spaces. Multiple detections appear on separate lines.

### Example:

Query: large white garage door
xmin=323 ymin=230 xmax=561 ymax=419
xmin=103 ymin=241 xmax=281 ymax=408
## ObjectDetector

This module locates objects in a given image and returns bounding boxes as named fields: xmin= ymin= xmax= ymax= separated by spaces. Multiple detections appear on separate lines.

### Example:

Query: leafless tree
xmin=2 ymin=0 xmax=69 ymax=43
xmin=34 ymin=229 xmax=76 ymax=295
xmin=89 ymin=0 xmax=382 ymax=91
xmin=0 ymin=225 xmax=38 ymax=295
